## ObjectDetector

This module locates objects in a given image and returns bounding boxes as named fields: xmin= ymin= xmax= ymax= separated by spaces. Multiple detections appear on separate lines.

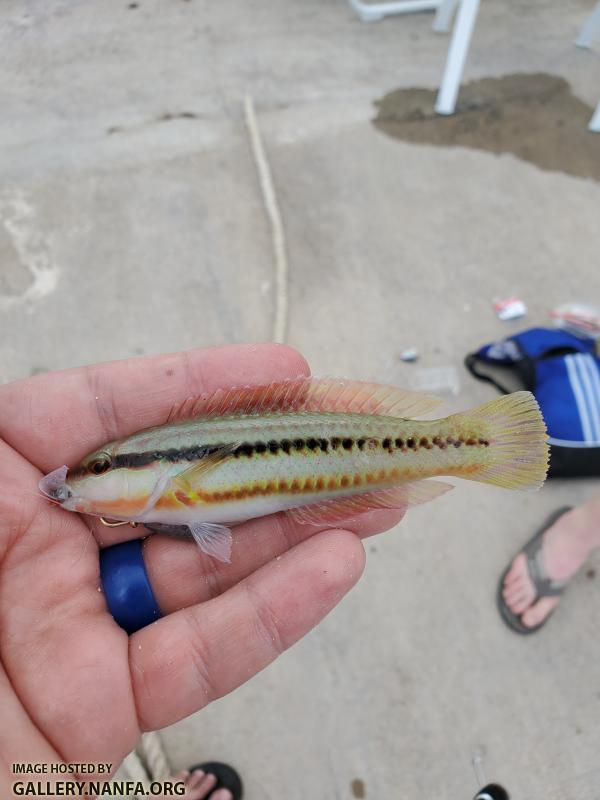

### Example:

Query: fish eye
xmin=88 ymin=455 xmax=112 ymax=475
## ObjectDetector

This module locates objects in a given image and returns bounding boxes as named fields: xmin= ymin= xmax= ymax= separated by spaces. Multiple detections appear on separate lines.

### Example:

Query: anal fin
xmin=287 ymin=480 xmax=454 ymax=525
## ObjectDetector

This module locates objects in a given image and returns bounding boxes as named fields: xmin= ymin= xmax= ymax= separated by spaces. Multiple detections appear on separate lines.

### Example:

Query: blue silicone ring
xmin=99 ymin=539 xmax=162 ymax=634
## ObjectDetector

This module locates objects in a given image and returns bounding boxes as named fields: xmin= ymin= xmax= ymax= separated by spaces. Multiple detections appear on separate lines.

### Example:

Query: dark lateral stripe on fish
xmin=112 ymin=444 xmax=226 ymax=469
xmin=70 ymin=434 xmax=491 ymax=477
xmin=68 ymin=444 xmax=226 ymax=477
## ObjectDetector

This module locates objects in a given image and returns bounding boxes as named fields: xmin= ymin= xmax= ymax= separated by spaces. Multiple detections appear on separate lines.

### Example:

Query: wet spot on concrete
xmin=586 ymin=568 xmax=596 ymax=579
xmin=373 ymin=73 xmax=600 ymax=181
xmin=351 ymin=778 xmax=366 ymax=798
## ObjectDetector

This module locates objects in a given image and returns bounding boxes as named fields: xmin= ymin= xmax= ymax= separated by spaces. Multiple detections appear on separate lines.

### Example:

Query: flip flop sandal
xmin=497 ymin=507 xmax=573 ymax=635
xmin=474 ymin=784 xmax=510 ymax=800
xmin=187 ymin=761 xmax=243 ymax=800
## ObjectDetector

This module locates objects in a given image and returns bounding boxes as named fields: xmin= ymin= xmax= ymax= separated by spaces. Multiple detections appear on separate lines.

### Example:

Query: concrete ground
xmin=2 ymin=0 xmax=600 ymax=797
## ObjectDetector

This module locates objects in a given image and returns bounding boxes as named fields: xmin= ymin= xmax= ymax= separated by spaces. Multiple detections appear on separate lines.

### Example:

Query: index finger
xmin=0 ymin=343 xmax=309 ymax=472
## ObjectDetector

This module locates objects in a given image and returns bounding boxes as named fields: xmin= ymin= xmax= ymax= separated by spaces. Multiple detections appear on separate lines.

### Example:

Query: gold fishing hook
xmin=99 ymin=517 xmax=139 ymax=528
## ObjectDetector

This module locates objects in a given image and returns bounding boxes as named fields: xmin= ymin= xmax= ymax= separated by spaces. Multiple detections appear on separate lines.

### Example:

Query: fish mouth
xmin=39 ymin=465 xmax=73 ymax=504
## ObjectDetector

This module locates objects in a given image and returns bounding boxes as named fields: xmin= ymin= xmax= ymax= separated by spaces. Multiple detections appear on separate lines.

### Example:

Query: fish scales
xmin=150 ymin=414 xmax=485 ymax=508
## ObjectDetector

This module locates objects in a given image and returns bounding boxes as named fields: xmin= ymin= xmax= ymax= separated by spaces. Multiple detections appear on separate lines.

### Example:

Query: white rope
xmin=137 ymin=731 xmax=172 ymax=781
xmin=113 ymin=732 xmax=171 ymax=799
xmin=119 ymin=751 xmax=149 ymax=783
xmin=114 ymin=749 xmax=150 ymax=800
xmin=243 ymin=95 xmax=289 ymax=344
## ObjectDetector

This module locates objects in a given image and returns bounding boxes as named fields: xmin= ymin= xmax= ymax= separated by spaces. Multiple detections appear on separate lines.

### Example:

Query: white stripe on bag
xmin=548 ymin=437 xmax=600 ymax=447
xmin=565 ymin=354 xmax=594 ymax=442
xmin=581 ymin=353 xmax=600 ymax=439
xmin=574 ymin=354 xmax=600 ymax=440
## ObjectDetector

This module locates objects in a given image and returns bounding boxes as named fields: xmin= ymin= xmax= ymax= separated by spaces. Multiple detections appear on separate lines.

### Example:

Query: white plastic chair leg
xmin=589 ymin=101 xmax=600 ymax=133
xmin=347 ymin=0 xmax=440 ymax=23
xmin=434 ymin=0 xmax=481 ymax=115
xmin=575 ymin=0 xmax=600 ymax=48
xmin=432 ymin=0 xmax=460 ymax=33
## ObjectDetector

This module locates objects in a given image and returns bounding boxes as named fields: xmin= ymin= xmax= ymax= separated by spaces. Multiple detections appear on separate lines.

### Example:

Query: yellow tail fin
xmin=452 ymin=391 xmax=549 ymax=491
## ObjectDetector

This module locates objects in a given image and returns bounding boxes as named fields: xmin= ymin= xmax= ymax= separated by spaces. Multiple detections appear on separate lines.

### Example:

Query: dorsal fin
xmin=167 ymin=377 xmax=442 ymax=423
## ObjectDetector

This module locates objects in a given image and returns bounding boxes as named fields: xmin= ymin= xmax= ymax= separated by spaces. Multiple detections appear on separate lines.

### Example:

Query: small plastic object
xmin=493 ymin=297 xmax=527 ymax=321
xmin=410 ymin=365 xmax=460 ymax=395
xmin=550 ymin=302 xmax=600 ymax=339
xmin=400 ymin=348 xmax=419 ymax=362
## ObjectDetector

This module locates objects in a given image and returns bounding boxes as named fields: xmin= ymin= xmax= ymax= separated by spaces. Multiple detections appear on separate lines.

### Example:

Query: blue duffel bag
xmin=465 ymin=327 xmax=600 ymax=478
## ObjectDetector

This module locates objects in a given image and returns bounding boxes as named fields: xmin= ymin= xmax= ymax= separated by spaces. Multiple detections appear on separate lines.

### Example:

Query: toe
xmin=210 ymin=791 xmax=233 ymax=800
xmin=503 ymin=581 xmax=535 ymax=611
xmin=510 ymin=593 xmax=535 ymax=615
xmin=194 ymin=773 xmax=218 ymax=799
xmin=503 ymin=581 xmax=527 ymax=603
xmin=521 ymin=596 xmax=559 ymax=629
xmin=504 ymin=554 xmax=527 ymax=586
xmin=187 ymin=770 xmax=206 ymax=790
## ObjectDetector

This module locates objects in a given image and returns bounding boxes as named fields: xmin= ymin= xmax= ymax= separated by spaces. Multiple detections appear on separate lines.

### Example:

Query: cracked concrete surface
xmin=2 ymin=1 xmax=600 ymax=797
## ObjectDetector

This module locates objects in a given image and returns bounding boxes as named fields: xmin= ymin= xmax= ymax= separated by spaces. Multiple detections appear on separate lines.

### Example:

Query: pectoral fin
xmin=171 ymin=443 xmax=240 ymax=493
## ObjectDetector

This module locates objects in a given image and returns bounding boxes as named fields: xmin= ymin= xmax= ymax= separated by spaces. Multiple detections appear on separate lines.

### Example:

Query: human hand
xmin=0 ymin=344 xmax=403 ymax=783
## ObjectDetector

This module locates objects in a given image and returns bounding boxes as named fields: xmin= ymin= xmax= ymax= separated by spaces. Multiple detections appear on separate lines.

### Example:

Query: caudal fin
xmin=452 ymin=391 xmax=549 ymax=491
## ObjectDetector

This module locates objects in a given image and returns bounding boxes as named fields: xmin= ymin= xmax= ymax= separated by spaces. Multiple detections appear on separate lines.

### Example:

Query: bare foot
xmin=502 ymin=508 xmax=592 ymax=629
xmin=171 ymin=769 xmax=233 ymax=800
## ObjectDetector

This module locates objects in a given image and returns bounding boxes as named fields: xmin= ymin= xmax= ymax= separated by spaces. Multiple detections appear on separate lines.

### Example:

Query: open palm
xmin=0 ymin=343 xmax=402 ymax=783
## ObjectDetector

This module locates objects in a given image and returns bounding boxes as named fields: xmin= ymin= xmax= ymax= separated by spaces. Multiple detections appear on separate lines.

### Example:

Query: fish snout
xmin=47 ymin=484 xmax=73 ymax=503
xmin=39 ymin=465 xmax=73 ymax=504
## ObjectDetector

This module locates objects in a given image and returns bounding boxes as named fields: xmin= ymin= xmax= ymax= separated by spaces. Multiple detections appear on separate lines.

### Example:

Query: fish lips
xmin=39 ymin=465 xmax=74 ymax=504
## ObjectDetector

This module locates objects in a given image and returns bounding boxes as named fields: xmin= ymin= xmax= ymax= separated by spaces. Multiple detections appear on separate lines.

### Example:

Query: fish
xmin=38 ymin=377 xmax=549 ymax=563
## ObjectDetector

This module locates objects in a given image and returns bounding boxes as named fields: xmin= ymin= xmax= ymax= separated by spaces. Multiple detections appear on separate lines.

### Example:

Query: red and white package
xmin=493 ymin=297 xmax=527 ymax=321
xmin=550 ymin=303 xmax=600 ymax=339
